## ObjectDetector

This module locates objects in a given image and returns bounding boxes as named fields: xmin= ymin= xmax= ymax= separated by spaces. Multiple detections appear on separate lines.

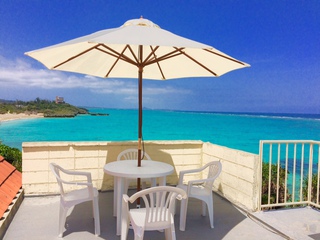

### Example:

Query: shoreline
xmin=0 ymin=113 xmax=44 ymax=123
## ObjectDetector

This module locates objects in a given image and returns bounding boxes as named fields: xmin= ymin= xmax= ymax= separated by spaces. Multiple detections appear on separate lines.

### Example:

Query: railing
xmin=258 ymin=140 xmax=320 ymax=210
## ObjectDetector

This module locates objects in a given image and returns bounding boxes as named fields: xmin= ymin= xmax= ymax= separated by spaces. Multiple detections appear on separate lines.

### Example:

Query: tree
xmin=0 ymin=144 xmax=22 ymax=172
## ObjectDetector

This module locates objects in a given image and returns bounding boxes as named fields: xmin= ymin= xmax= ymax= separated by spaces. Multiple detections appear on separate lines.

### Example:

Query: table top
xmin=104 ymin=160 xmax=174 ymax=178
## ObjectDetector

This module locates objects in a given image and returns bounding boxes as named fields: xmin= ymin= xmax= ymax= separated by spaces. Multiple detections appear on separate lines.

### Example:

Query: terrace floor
xmin=3 ymin=190 xmax=320 ymax=240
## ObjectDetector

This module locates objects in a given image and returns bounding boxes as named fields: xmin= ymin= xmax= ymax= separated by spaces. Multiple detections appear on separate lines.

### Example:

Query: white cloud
xmin=0 ymin=55 xmax=190 ymax=97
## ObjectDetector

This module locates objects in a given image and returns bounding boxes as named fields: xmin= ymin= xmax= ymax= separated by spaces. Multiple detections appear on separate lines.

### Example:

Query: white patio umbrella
xmin=25 ymin=17 xmax=249 ymax=189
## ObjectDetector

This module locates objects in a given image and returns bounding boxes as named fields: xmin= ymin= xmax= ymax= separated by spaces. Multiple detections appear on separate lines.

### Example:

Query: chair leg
xmin=120 ymin=215 xmax=129 ymax=240
xmin=165 ymin=228 xmax=170 ymax=240
xmin=206 ymin=196 xmax=214 ymax=228
xmin=134 ymin=233 xmax=144 ymax=240
xmin=59 ymin=204 xmax=67 ymax=237
xmin=167 ymin=222 xmax=176 ymax=240
xmin=133 ymin=228 xmax=144 ymax=240
xmin=201 ymin=201 xmax=207 ymax=216
xmin=121 ymin=195 xmax=130 ymax=240
xmin=93 ymin=197 xmax=100 ymax=236
xmin=179 ymin=198 xmax=188 ymax=231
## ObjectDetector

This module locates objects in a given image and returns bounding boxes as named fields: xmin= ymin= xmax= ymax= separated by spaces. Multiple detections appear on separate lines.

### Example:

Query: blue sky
xmin=0 ymin=1 xmax=319 ymax=114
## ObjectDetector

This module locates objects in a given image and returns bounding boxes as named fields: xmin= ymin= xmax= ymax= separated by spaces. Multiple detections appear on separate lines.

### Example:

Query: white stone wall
xmin=22 ymin=140 xmax=259 ymax=211
xmin=202 ymin=142 xmax=260 ymax=211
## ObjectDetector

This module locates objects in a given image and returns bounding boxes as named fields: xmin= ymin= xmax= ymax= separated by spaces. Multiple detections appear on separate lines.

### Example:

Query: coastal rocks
xmin=88 ymin=113 xmax=109 ymax=116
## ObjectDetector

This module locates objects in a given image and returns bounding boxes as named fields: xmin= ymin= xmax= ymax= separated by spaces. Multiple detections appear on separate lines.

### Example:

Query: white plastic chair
xmin=49 ymin=163 xmax=100 ymax=237
xmin=114 ymin=149 xmax=156 ymax=216
xmin=121 ymin=186 xmax=187 ymax=240
xmin=177 ymin=161 xmax=222 ymax=231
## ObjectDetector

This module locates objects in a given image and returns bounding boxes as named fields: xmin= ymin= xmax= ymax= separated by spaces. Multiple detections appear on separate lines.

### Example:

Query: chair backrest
xmin=203 ymin=161 xmax=222 ymax=190
xmin=49 ymin=163 xmax=95 ymax=204
xmin=125 ymin=186 xmax=186 ymax=228
xmin=49 ymin=163 xmax=92 ymax=196
xmin=49 ymin=162 xmax=66 ymax=196
xmin=117 ymin=148 xmax=151 ymax=161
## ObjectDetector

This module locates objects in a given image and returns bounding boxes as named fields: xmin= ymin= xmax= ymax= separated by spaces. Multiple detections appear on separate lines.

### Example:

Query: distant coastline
xmin=0 ymin=98 xmax=88 ymax=119
xmin=0 ymin=113 xmax=44 ymax=122
xmin=0 ymin=112 xmax=109 ymax=123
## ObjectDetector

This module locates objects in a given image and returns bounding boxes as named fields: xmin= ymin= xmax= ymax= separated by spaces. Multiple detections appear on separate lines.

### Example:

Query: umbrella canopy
xmin=25 ymin=17 xmax=250 ymax=173
xmin=26 ymin=18 xmax=249 ymax=80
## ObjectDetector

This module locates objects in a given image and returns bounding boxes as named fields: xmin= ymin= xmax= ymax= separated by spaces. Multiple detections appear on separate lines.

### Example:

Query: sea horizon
xmin=1 ymin=108 xmax=320 ymax=154
xmin=81 ymin=106 xmax=320 ymax=119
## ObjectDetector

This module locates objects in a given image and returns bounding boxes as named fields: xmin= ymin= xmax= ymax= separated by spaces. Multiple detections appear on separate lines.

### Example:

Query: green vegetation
xmin=0 ymin=144 xmax=22 ymax=172
xmin=261 ymin=162 xmax=290 ymax=207
xmin=0 ymin=98 xmax=88 ymax=117
xmin=303 ymin=173 xmax=320 ymax=203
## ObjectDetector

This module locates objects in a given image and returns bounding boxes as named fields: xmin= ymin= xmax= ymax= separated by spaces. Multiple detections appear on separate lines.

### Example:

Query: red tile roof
xmin=0 ymin=156 xmax=22 ymax=218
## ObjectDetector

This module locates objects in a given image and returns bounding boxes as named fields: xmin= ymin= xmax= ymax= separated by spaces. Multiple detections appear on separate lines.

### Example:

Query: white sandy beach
xmin=0 ymin=113 xmax=44 ymax=122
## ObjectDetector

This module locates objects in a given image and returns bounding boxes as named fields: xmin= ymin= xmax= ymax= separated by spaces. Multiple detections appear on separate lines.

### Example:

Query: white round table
xmin=104 ymin=160 xmax=174 ymax=236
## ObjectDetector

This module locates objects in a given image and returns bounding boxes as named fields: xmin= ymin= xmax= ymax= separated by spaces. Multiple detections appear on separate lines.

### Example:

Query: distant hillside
xmin=0 ymin=98 xmax=88 ymax=117
xmin=0 ymin=99 xmax=15 ymax=104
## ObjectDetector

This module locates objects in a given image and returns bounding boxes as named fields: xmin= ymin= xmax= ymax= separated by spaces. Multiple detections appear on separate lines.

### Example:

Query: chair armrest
xmin=123 ymin=194 xmax=130 ymax=203
xmin=59 ymin=167 xmax=93 ymax=183
xmin=178 ymin=166 xmax=206 ymax=185
xmin=186 ymin=177 xmax=218 ymax=194
xmin=178 ymin=161 xmax=221 ymax=185
xmin=59 ymin=179 xmax=93 ymax=187
xmin=187 ymin=179 xmax=206 ymax=185
xmin=187 ymin=177 xmax=218 ymax=187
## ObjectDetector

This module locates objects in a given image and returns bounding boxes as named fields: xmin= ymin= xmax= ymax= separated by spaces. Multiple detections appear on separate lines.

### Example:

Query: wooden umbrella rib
xmin=97 ymin=44 xmax=140 ymax=78
xmin=99 ymin=44 xmax=137 ymax=66
xmin=96 ymin=47 xmax=123 ymax=60
xmin=174 ymin=47 xmax=218 ymax=76
xmin=147 ymin=51 xmax=183 ymax=65
xmin=126 ymin=45 xmax=139 ymax=65
xmin=204 ymin=48 xmax=246 ymax=65
xmin=103 ymin=45 xmax=132 ymax=78
xmin=139 ymin=47 xmax=186 ymax=80
xmin=53 ymin=44 xmax=101 ymax=69
xmin=149 ymin=46 xmax=165 ymax=80
xmin=144 ymin=47 xmax=184 ymax=66
xmin=142 ymin=46 xmax=159 ymax=65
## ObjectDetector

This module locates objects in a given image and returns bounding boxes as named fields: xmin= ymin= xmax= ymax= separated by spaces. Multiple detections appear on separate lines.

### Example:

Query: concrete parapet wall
xmin=202 ymin=142 xmax=259 ymax=211
xmin=22 ymin=140 xmax=259 ymax=211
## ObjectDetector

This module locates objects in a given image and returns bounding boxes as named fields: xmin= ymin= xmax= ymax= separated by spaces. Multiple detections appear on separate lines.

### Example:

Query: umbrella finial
xmin=122 ymin=17 xmax=160 ymax=28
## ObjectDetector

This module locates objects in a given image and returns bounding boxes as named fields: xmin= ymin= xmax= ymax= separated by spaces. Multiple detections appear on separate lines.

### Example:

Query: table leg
xmin=150 ymin=177 xmax=157 ymax=187
xmin=116 ymin=177 xmax=124 ymax=236
xmin=158 ymin=176 xmax=166 ymax=186
xmin=113 ymin=176 xmax=117 ymax=217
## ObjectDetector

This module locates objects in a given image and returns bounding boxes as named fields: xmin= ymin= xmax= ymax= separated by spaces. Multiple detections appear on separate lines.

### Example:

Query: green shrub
xmin=0 ymin=144 xmax=22 ymax=172
xmin=303 ymin=173 xmax=320 ymax=203
xmin=261 ymin=162 xmax=290 ymax=206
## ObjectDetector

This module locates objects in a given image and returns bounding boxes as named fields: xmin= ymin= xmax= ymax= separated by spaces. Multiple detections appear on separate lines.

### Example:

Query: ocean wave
xmin=171 ymin=110 xmax=320 ymax=121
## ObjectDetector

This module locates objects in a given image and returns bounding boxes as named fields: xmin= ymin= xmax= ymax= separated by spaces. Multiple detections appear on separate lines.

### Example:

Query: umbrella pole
xmin=137 ymin=45 xmax=143 ymax=197
xmin=137 ymin=68 xmax=142 ymax=194
xmin=138 ymin=66 xmax=142 ymax=168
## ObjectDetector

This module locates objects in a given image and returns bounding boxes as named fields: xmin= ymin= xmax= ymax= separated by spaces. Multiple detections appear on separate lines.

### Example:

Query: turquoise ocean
xmin=1 ymin=108 xmax=320 ymax=155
